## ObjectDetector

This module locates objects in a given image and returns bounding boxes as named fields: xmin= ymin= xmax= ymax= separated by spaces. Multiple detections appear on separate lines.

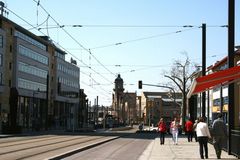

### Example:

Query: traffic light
xmin=138 ymin=80 xmax=142 ymax=89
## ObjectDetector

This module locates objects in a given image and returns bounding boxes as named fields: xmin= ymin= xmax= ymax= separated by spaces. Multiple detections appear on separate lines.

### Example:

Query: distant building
xmin=112 ymin=74 xmax=138 ymax=125
xmin=121 ymin=92 xmax=137 ymax=124
xmin=140 ymin=92 xmax=182 ymax=125
xmin=112 ymin=74 xmax=124 ymax=125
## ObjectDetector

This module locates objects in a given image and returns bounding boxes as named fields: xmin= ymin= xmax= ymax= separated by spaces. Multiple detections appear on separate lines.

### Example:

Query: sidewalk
xmin=138 ymin=135 xmax=237 ymax=160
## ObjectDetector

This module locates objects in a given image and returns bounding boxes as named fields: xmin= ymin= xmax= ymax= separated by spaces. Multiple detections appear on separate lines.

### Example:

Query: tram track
xmin=0 ymin=134 xmax=119 ymax=160
xmin=0 ymin=135 xmax=55 ymax=144
xmin=0 ymin=135 xmax=89 ymax=155
xmin=0 ymin=135 xmax=72 ymax=148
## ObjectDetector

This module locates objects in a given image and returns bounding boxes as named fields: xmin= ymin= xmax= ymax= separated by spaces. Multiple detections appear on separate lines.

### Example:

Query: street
xmin=0 ymin=130 xmax=238 ymax=160
xmin=63 ymin=133 xmax=155 ymax=160
xmin=0 ymin=132 xmax=120 ymax=160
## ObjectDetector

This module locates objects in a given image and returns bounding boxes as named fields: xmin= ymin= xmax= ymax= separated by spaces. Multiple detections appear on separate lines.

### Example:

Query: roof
xmin=210 ymin=49 xmax=240 ymax=71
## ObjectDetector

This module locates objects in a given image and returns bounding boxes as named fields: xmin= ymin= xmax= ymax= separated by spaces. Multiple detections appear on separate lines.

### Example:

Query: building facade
xmin=187 ymin=47 xmax=240 ymax=157
xmin=0 ymin=15 xmax=83 ymax=133
xmin=140 ymin=92 xmax=182 ymax=125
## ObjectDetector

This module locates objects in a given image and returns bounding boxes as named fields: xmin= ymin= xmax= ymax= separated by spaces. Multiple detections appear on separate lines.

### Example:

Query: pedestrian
xmin=157 ymin=118 xmax=167 ymax=145
xmin=212 ymin=113 xmax=227 ymax=159
xmin=196 ymin=116 xmax=211 ymax=159
xmin=170 ymin=117 xmax=180 ymax=145
xmin=138 ymin=123 xmax=143 ymax=131
xmin=185 ymin=118 xmax=193 ymax=142
xmin=193 ymin=118 xmax=199 ymax=142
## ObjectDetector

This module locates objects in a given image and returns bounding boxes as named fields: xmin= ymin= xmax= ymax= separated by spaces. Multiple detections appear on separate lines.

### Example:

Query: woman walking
xmin=170 ymin=117 xmax=180 ymax=145
xmin=158 ymin=118 xmax=167 ymax=145
xmin=196 ymin=117 xmax=211 ymax=159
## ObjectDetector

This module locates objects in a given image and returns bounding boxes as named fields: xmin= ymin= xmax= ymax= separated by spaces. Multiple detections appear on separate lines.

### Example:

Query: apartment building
xmin=140 ymin=92 xmax=182 ymax=125
xmin=0 ymin=15 xmax=81 ymax=132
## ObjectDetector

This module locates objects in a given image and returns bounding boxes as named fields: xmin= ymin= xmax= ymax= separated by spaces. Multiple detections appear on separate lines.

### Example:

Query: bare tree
xmin=164 ymin=53 xmax=198 ymax=127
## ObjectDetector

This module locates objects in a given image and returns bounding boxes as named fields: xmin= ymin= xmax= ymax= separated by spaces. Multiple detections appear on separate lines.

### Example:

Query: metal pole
xmin=182 ymin=68 xmax=186 ymax=126
xmin=228 ymin=0 xmax=235 ymax=154
xmin=220 ymin=86 xmax=223 ymax=113
xmin=148 ymin=101 xmax=151 ymax=131
xmin=202 ymin=23 xmax=206 ymax=117
xmin=96 ymin=96 xmax=98 ymax=126
xmin=207 ymin=90 xmax=210 ymax=124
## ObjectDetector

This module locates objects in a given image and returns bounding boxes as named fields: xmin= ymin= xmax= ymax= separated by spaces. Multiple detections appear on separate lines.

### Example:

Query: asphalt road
xmin=0 ymin=133 xmax=120 ymax=160
xmin=63 ymin=133 xmax=156 ymax=160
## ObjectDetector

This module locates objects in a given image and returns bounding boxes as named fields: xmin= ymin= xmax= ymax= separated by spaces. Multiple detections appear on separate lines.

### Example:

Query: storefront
xmin=188 ymin=65 xmax=240 ymax=157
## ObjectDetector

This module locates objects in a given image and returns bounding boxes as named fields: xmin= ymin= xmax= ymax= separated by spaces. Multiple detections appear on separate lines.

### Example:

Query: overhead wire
xmin=5 ymin=6 xmax=113 ymax=96
xmin=8 ymin=1 xmax=115 ymax=85
xmin=8 ymin=2 xmax=229 ymax=103
xmin=36 ymin=24 xmax=227 ymax=29
xmin=89 ymin=28 xmax=200 ymax=50
xmin=32 ymin=0 xmax=116 ymax=78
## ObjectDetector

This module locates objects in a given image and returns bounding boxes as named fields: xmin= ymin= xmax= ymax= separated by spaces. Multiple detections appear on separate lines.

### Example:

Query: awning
xmin=187 ymin=65 xmax=240 ymax=98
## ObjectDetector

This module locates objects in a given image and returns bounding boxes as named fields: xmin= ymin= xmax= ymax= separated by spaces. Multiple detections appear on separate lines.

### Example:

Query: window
xmin=18 ymin=78 xmax=46 ymax=91
xmin=0 ymin=72 xmax=2 ymax=85
xmin=18 ymin=62 xmax=48 ymax=79
xmin=10 ymin=45 xmax=12 ymax=52
xmin=9 ymin=80 xmax=11 ymax=87
xmin=0 ymin=54 xmax=2 ymax=66
xmin=18 ymin=45 xmax=48 ymax=65
xmin=15 ymin=31 xmax=46 ymax=50
xmin=9 ymin=62 xmax=12 ymax=70
xmin=213 ymin=98 xmax=220 ymax=106
xmin=0 ymin=35 xmax=3 ymax=48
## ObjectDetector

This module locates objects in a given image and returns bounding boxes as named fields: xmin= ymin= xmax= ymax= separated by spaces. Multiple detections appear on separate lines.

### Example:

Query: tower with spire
xmin=113 ymin=74 xmax=124 ymax=124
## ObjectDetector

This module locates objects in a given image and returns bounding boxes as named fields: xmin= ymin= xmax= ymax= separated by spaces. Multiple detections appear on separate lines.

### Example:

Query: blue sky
xmin=4 ymin=0 xmax=240 ymax=106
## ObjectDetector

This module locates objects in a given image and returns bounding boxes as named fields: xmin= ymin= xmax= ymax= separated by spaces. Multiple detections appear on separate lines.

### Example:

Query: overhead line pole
xmin=202 ymin=23 xmax=206 ymax=117
xmin=228 ymin=0 xmax=235 ymax=155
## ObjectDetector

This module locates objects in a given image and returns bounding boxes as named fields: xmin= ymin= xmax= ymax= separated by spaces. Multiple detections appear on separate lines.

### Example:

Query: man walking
xmin=185 ymin=118 xmax=193 ymax=142
xmin=212 ymin=113 xmax=227 ymax=159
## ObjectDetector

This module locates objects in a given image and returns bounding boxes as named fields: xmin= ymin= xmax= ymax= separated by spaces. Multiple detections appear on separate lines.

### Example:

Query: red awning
xmin=188 ymin=66 xmax=240 ymax=97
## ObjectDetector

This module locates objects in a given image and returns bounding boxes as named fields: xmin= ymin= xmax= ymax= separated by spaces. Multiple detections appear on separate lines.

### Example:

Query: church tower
xmin=113 ymin=74 xmax=124 ymax=124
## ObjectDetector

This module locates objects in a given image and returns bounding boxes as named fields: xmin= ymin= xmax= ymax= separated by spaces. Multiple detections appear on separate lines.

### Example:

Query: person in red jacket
xmin=185 ymin=118 xmax=194 ymax=142
xmin=158 ymin=118 xmax=167 ymax=145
